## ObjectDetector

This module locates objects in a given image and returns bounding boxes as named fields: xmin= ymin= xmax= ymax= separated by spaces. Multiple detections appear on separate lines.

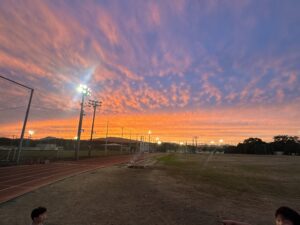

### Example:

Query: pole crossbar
xmin=0 ymin=74 xmax=33 ymax=90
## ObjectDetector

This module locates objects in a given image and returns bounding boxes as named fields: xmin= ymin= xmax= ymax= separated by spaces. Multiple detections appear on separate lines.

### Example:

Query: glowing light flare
xmin=77 ymin=84 xmax=91 ymax=96
xmin=157 ymin=140 xmax=162 ymax=145
xmin=28 ymin=130 xmax=35 ymax=136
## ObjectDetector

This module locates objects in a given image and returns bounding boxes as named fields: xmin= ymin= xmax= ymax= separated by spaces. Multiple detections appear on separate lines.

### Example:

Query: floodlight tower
xmin=75 ymin=84 xmax=91 ymax=160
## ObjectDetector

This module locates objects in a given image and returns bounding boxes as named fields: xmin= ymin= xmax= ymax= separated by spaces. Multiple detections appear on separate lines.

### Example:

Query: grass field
xmin=0 ymin=153 xmax=299 ymax=225
xmin=157 ymin=153 xmax=300 ymax=224
xmin=158 ymin=153 xmax=300 ymax=200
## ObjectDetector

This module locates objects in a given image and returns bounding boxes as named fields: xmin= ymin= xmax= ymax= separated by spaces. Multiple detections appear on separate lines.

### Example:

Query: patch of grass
xmin=157 ymin=154 xmax=181 ymax=165
xmin=157 ymin=154 xmax=300 ymax=201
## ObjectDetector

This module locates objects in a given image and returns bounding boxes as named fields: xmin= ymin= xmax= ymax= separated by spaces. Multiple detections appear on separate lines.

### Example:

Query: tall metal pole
xmin=75 ymin=94 xmax=85 ymax=160
xmin=89 ymin=104 xmax=96 ymax=157
xmin=16 ymin=89 xmax=34 ymax=163
xmin=0 ymin=75 xmax=34 ymax=164
xmin=88 ymin=100 xmax=101 ymax=157
xmin=105 ymin=120 xmax=109 ymax=155
xmin=148 ymin=131 xmax=151 ymax=152
xmin=120 ymin=127 xmax=124 ymax=153
xmin=129 ymin=130 xmax=132 ymax=153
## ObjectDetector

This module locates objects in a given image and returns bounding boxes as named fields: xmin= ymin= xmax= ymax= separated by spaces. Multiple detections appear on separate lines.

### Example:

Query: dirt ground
xmin=0 ymin=154 xmax=298 ymax=225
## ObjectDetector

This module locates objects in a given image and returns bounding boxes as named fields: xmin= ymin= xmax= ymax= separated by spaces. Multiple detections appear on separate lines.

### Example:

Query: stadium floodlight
xmin=77 ymin=84 xmax=91 ymax=96
xmin=75 ymin=84 xmax=91 ymax=160
xmin=157 ymin=140 xmax=162 ymax=145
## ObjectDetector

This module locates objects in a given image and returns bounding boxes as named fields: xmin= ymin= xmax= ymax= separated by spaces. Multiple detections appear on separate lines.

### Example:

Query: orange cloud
xmin=2 ymin=102 xmax=299 ymax=145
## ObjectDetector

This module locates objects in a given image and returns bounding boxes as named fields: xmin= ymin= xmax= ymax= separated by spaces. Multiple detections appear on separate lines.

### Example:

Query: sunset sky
xmin=0 ymin=0 xmax=299 ymax=144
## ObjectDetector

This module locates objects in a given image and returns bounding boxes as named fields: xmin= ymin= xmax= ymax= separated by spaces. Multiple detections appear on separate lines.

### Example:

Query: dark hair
xmin=275 ymin=207 xmax=300 ymax=225
xmin=31 ymin=207 xmax=47 ymax=220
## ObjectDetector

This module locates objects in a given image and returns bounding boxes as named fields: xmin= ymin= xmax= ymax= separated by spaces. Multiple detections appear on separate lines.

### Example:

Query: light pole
xmin=105 ymin=120 xmax=109 ymax=155
xmin=73 ymin=136 xmax=77 ymax=151
xmin=179 ymin=141 xmax=184 ymax=153
xmin=219 ymin=139 xmax=224 ymax=145
xmin=28 ymin=130 xmax=35 ymax=139
xmin=28 ymin=130 xmax=34 ymax=147
xmin=155 ymin=137 xmax=160 ymax=152
xmin=75 ymin=84 xmax=91 ymax=160
xmin=194 ymin=136 xmax=198 ymax=151
xmin=148 ymin=130 xmax=151 ymax=152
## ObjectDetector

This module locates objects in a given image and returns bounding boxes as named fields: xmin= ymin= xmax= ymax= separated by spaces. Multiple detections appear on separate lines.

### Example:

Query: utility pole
xmin=120 ymin=127 xmax=124 ymax=153
xmin=75 ymin=84 xmax=91 ymax=160
xmin=185 ymin=141 xmax=188 ymax=154
xmin=129 ymin=130 xmax=132 ymax=153
xmin=194 ymin=136 xmax=198 ymax=153
xmin=105 ymin=120 xmax=109 ymax=155
xmin=148 ymin=130 xmax=151 ymax=152
xmin=88 ymin=100 xmax=101 ymax=158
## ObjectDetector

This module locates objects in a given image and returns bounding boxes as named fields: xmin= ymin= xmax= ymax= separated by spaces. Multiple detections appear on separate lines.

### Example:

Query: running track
xmin=0 ymin=154 xmax=135 ymax=204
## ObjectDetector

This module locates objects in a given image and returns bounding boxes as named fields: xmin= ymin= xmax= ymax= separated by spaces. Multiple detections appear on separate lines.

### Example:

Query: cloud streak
xmin=0 ymin=0 xmax=299 ymax=142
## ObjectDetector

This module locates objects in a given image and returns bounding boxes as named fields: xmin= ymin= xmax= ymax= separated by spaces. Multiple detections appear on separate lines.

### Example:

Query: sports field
xmin=0 ymin=153 xmax=299 ymax=225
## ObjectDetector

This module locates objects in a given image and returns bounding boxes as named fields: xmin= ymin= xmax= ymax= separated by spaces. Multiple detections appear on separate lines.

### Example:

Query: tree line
xmin=225 ymin=135 xmax=300 ymax=155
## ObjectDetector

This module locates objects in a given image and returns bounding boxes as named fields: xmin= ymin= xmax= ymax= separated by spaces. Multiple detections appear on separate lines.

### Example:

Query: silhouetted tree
xmin=235 ymin=137 xmax=269 ymax=154
xmin=271 ymin=135 xmax=300 ymax=155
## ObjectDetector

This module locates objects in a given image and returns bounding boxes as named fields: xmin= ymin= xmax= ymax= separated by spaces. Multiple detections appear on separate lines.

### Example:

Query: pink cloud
xmin=97 ymin=8 xmax=120 ymax=45
xmin=147 ymin=2 xmax=161 ymax=26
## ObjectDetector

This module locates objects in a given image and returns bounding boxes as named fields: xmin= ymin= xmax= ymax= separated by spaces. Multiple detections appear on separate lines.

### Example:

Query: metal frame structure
xmin=0 ymin=74 xmax=34 ymax=164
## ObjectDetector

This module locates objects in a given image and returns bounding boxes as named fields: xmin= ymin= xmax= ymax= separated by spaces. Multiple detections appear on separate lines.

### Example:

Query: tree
xmin=243 ymin=137 xmax=264 ymax=145
xmin=272 ymin=135 xmax=300 ymax=155
xmin=236 ymin=137 xmax=269 ymax=154
xmin=273 ymin=135 xmax=299 ymax=143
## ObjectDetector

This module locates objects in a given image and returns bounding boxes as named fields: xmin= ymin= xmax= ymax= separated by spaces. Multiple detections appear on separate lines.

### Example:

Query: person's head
xmin=31 ymin=207 xmax=47 ymax=224
xmin=275 ymin=207 xmax=300 ymax=225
